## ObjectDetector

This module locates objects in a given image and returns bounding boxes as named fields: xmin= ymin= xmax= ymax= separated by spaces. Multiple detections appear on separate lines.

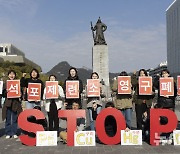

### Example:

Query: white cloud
xmin=0 ymin=16 xmax=167 ymax=73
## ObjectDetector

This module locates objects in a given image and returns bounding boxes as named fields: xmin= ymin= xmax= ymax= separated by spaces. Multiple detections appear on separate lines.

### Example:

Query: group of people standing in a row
xmin=0 ymin=67 xmax=177 ymax=144
xmin=112 ymin=68 xmax=177 ymax=143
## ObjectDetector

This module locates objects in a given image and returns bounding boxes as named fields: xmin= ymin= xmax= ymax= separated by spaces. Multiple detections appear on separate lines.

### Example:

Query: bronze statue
xmin=91 ymin=17 xmax=107 ymax=45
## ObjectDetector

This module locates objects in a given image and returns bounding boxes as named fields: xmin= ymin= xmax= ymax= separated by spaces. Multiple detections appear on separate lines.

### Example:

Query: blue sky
xmin=0 ymin=0 xmax=174 ymax=73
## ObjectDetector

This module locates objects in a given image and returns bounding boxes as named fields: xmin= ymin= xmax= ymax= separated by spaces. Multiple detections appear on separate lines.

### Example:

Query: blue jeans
xmin=88 ymin=106 xmax=102 ymax=130
xmin=26 ymin=101 xmax=40 ymax=109
xmin=120 ymin=108 xmax=132 ymax=129
xmin=5 ymin=108 xmax=18 ymax=136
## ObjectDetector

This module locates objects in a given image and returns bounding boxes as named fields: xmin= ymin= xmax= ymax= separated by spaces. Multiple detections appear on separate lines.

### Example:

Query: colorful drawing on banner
xmin=28 ymin=83 xmax=41 ymax=101
xmin=173 ymin=130 xmax=180 ymax=145
xmin=139 ymin=77 xmax=152 ymax=95
xmin=160 ymin=77 xmax=174 ymax=96
xmin=0 ymin=81 xmax=3 ymax=94
xmin=118 ymin=76 xmax=131 ymax=94
xmin=45 ymin=81 xmax=58 ymax=99
xmin=7 ymin=80 xmax=21 ymax=98
xmin=36 ymin=131 xmax=57 ymax=146
xmin=121 ymin=130 xmax=142 ymax=145
xmin=177 ymin=76 xmax=180 ymax=96
xmin=74 ymin=131 xmax=96 ymax=146
xmin=87 ymin=79 xmax=100 ymax=97
xmin=66 ymin=81 xmax=79 ymax=98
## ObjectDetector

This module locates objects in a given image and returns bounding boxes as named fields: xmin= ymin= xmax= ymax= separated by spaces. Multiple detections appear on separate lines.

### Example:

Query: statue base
xmin=92 ymin=45 xmax=111 ymax=98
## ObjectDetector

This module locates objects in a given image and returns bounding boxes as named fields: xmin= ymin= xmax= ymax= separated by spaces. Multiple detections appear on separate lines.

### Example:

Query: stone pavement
xmin=0 ymin=104 xmax=180 ymax=154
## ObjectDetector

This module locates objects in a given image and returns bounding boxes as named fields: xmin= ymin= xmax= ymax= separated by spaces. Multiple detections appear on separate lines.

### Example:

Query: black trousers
xmin=47 ymin=100 xmax=59 ymax=131
xmin=135 ymin=103 xmax=148 ymax=130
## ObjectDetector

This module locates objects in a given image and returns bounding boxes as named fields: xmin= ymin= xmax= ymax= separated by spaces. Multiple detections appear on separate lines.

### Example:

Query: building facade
xmin=0 ymin=43 xmax=41 ymax=71
xmin=166 ymin=0 xmax=180 ymax=77
xmin=148 ymin=61 xmax=167 ymax=78
xmin=0 ymin=43 xmax=25 ymax=56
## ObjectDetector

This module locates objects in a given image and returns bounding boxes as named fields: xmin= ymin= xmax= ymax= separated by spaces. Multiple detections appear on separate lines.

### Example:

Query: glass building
xmin=166 ymin=0 xmax=180 ymax=77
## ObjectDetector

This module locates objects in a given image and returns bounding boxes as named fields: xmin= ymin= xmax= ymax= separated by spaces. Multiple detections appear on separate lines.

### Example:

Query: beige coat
xmin=112 ymin=79 xmax=133 ymax=110
xmin=86 ymin=82 xmax=104 ymax=108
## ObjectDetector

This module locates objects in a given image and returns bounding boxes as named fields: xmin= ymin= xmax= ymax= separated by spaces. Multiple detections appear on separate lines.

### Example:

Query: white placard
xmin=173 ymin=130 xmax=180 ymax=145
xmin=36 ymin=131 xmax=57 ymax=146
xmin=74 ymin=131 xmax=96 ymax=146
xmin=0 ymin=81 xmax=3 ymax=94
xmin=121 ymin=130 xmax=142 ymax=145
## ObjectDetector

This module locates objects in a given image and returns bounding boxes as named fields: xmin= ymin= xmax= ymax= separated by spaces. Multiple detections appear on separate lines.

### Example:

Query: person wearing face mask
xmin=2 ymin=70 xmax=22 ymax=139
xmin=63 ymin=67 xmax=83 ymax=109
xmin=20 ymin=68 xmax=44 ymax=109
xmin=43 ymin=75 xmax=65 ymax=131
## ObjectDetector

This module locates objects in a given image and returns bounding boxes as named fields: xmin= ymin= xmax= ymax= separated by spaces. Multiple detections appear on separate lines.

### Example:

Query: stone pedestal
xmin=92 ymin=45 xmax=111 ymax=99
xmin=92 ymin=45 xmax=109 ymax=86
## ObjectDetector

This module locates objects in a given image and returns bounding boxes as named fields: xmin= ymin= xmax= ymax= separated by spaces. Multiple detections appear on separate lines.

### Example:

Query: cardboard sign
xmin=18 ymin=109 xmax=45 ymax=146
xmin=28 ymin=83 xmax=41 ymax=101
xmin=74 ymin=131 xmax=96 ymax=146
xmin=177 ymin=76 xmax=180 ymax=96
xmin=160 ymin=77 xmax=174 ymax=96
xmin=36 ymin=131 xmax=57 ymax=146
xmin=118 ymin=76 xmax=131 ymax=94
xmin=121 ymin=130 xmax=142 ymax=145
xmin=139 ymin=77 xmax=152 ymax=95
xmin=45 ymin=81 xmax=58 ymax=99
xmin=96 ymin=108 xmax=126 ymax=145
xmin=66 ymin=81 xmax=79 ymax=98
xmin=150 ymin=109 xmax=178 ymax=146
xmin=0 ymin=81 xmax=3 ymax=94
xmin=173 ymin=130 xmax=180 ymax=145
xmin=7 ymin=80 xmax=21 ymax=98
xmin=87 ymin=79 xmax=100 ymax=97
xmin=18 ymin=108 xmax=179 ymax=147
xmin=58 ymin=110 xmax=86 ymax=146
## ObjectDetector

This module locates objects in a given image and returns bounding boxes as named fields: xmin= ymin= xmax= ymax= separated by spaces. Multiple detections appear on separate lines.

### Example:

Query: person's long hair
xmin=138 ymin=69 xmax=148 ymax=76
xmin=30 ymin=68 xmax=40 ymax=79
xmin=160 ymin=69 xmax=170 ymax=77
xmin=91 ymin=72 xmax=99 ymax=79
xmin=7 ymin=70 xmax=16 ymax=79
xmin=119 ymin=71 xmax=128 ymax=76
xmin=67 ymin=67 xmax=79 ymax=79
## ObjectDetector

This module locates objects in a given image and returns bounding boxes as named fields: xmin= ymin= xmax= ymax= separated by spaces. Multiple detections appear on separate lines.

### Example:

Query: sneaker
xmin=5 ymin=135 xmax=11 ymax=139
xmin=16 ymin=138 xmax=20 ymax=141
xmin=167 ymin=139 xmax=172 ymax=145
xmin=13 ymin=135 xmax=18 ymax=139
